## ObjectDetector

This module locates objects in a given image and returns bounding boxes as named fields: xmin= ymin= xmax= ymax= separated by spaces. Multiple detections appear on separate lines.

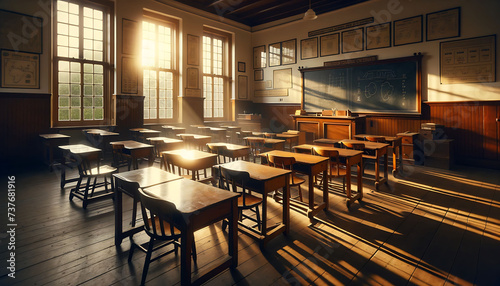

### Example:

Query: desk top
xmin=143 ymin=179 xmax=238 ymax=214
xmin=340 ymin=139 xmax=389 ymax=150
xmin=208 ymin=143 xmax=249 ymax=151
xmin=176 ymin=133 xmax=212 ymax=140
xmin=83 ymin=129 xmax=119 ymax=136
xmin=113 ymin=167 xmax=182 ymax=188
xmin=110 ymin=140 xmax=153 ymax=150
xmin=293 ymin=144 xmax=364 ymax=158
xmin=244 ymin=137 xmax=285 ymax=144
xmin=354 ymin=134 xmax=399 ymax=142
xmin=40 ymin=133 xmax=70 ymax=139
xmin=261 ymin=150 xmax=328 ymax=165
xmin=162 ymin=125 xmax=186 ymax=131
xmin=163 ymin=149 xmax=217 ymax=160
xmin=209 ymin=127 xmax=226 ymax=131
xmin=147 ymin=137 xmax=183 ymax=143
xmin=59 ymin=144 xmax=100 ymax=154
xmin=276 ymin=133 xmax=300 ymax=139
xmin=216 ymin=161 xmax=290 ymax=182
xmin=313 ymin=138 xmax=340 ymax=145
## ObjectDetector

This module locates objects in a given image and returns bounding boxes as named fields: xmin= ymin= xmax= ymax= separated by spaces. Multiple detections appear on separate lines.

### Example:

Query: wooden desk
xmin=276 ymin=133 xmax=300 ymax=150
xmin=220 ymin=126 xmax=241 ymax=143
xmin=146 ymin=137 xmax=183 ymax=157
xmin=176 ymin=133 xmax=212 ymax=150
xmin=83 ymin=129 xmax=119 ymax=155
xmin=110 ymin=140 xmax=154 ymax=170
xmin=260 ymin=150 xmax=329 ymax=223
xmin=341 ymin=139 xmax=389 ymax=189
xmin=161 ymin=149 xmax=218 ymax=182
xmin=161 ymin=125 xmax=186 ymax=137
xmin=39 ymin=133 xmax=70 ymax=171
xmin=143 ymin=179 xmax=238 ymax=286
xmin=130 ymin=128 xmax=161 ymax=142
xmin=354 ymin=134 xmax=402 ymax=176
xmin=244 ymin=137 xmax=285 ymax=151
xmin=293 ymin=144 xmax=364 ymax=208
xmin=209 ymin=127 xmax=228 ymax=142
xmin=213 ymin=161 xmax=290 ymax=246
xmin=207 ymin=143 xmax=250 ymax=161
xmin=313 ymin=138 xmax=340 ymax=146
xmin=112 ymin=167 xmax=183 ymax=246
xmin=58 ymin=144 xmax=100 ymax=188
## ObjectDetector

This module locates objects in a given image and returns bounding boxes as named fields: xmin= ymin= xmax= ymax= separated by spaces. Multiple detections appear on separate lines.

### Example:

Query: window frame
xmin=142 ymin=11 xmax=179 ymax=124
xmin=202 ymin=27 xmax=232 ymax=121
xmin=52 ymin=0 xmax=114 ymax=127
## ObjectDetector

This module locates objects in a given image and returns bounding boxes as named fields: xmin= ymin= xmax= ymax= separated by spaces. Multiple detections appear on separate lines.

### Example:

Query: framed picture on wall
xmin=187 ymin=34 xmax=199 ymax=66
xmin=1 ymin=50 xmax=40 ymax=88
xmin=121 ymin=56 xmax=138 ymax=94
xmin=342 ymin=28 xmax=364 ymax=53
xmin=301 ymin=38 xmax=318 ymax=60
xmin=268 ymin=42 xmax=281 ymax=66
xmin=186 ymin=67 xmax=199 ymax=89
xmin=122 ymin=18 xmax=139 ymax=55
xmin=254 ymin=69 xmax=263 ymax=81
xmin=281 ymin=39 xmax=296 ymax=65
xmin=366 ymin=22 xmax=391 ymax=50
xmin=394 ymin=15 xmax=423 ymax=46
xmin=253 ymin=45 xmax=266 ymax=68
xmin=238 ymin=75 xmax=248 ymax=99
xmin=0 ymin=9 xmax=43 ymax=54
xmin=320 ymin=33 xmax=340 ymax=57
xmin=238 ymin=62 xmax=246 ymax=72
xmin=426 ymin=7 xmax=460 ymax=41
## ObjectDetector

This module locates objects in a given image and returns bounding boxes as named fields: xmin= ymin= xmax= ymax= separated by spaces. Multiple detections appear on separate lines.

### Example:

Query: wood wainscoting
xmin=0 ymin=92 xmax=51 ymax=171
xmin=256 ymin=102 xmax=500 ymax=169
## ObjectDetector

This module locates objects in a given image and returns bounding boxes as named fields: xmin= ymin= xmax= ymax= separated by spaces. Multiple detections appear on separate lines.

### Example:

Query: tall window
xmin=142 ymin=14 xmax=178 ymax=122
xmin=203 ymin=31 xmax=228 ymax=119
xmin=54 ymin=0 xmax=112 ymax=126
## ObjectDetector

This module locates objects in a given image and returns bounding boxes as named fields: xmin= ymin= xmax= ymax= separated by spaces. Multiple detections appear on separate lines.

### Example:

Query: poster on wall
xmin=0 ymin=9 xmax=43 ymax=54
xmin=1 ymin=50 xmax=39 ymax=88
xmin=440 ymin=35 xmax=496 ymax=84
xmin=394 ymin=15 xmax=423 ymax=46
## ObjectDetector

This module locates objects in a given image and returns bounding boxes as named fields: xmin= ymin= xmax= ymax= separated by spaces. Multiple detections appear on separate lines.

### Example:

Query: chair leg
xmin=191 ymin=241 xmax=197 ymax=263
xmin=131 ymin=199 xmax=138 ymax=227
xmin=141 ymin=238 xmax=155 ymax=286
xmin=128 ymin=239 xmax=136 ymax=261
xmin=83 ymin=177 xmax=91 ymax=209
xmin=255 ymin=206 xmax=261 ymax=231
xmin=298 ymin=185 xmax=303 ymax=202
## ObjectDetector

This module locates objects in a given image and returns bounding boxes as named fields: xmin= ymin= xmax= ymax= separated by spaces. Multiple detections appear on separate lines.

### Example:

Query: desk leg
xmin=114 ymin=184 xmax=123 ymax=246
xmin=375 ymin=152 xmax=380 ymax=187
xmin=345 ymin=159 xmax=352 ymax=208
xmin=384 ymin=153 xmax=388 ymax=182
xmin=392 ymin=145 xmax=398 ymax=176
xmin=180 ymin=229 xmax=194 ymax=286
xmin=229 ymin=199 xmax=238 ymax=268
xmin=357 ymin=161 xmax=363 ymax=200
xmin=283 ymin=175 xmax=290 ymax=235
xmin=322 ymin=169 xmax=328 ymax=211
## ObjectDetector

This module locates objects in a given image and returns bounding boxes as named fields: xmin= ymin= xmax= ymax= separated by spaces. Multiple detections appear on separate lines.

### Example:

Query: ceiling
xmin=172 ymin=0 xmax=371 ymax=27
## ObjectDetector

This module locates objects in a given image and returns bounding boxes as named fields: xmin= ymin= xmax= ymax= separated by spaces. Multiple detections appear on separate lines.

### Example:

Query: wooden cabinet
xmin=291 ymin=115 xmax=365 ymax=140
xmin=397 ymin=132 xmax=423 ymax=165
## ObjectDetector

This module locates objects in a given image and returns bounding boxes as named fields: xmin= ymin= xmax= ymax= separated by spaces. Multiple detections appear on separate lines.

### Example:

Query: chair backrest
xmin=78 ymin=152 xmax=101 ymax=176
xmin=312 ymin=147 xmax=342 ymax=176
xmin=206 ymin=143 xmax=228 ymax=164
xmin=365 ymin=136 xmax=386 ymax=143
xmin=219 ymin=167 xmax=255 ymax=206
xmin=246 ymin=138 xmax=266 ymax=155
xmin=180 ymin=134 xmax=196 ymax=149
xmin=137 ymin=188 xmax=178 ymax=238
xmin=162 ymin=152 xmax=186 ymax=175
xmin=266 ymin=154 xmax=296 ymax=171
xmin=342 ymin=141 xmax=365 ymax=151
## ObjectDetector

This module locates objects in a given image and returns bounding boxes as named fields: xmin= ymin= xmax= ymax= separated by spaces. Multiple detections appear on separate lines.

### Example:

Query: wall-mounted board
xmin=301 ymin=55 xmax=422 ymax=114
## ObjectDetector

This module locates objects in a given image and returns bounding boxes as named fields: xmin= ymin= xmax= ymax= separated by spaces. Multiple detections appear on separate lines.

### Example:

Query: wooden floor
xmin=1 ymin=159 xmax=500 ymax=286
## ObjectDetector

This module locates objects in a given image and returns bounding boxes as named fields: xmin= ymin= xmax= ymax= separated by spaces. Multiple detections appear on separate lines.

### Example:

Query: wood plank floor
xmin=1 ymin=160 xmax=499 ymax=285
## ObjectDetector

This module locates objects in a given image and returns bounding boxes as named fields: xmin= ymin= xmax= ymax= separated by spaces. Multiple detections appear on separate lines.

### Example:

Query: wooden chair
xmin=266 ymin=154 xmax=305 ymax=202
xmin=130 ymin=188 xmax=196 ymax=286
xmin=179 ymin=134 xmax=196 ymax=150
xmin=238 ymin=130 xmax=253 ymax=144
xmin=341 ymin=141 xmax=368 ymax=175
xmin=70 ymin=152 xmax=116 ymax=209
xmin=112 ymin=143 xmax=132 ymax=172
xmin=312 ymin=147 xmax=347 ymax=192
xmin=206 ymin=143 xmax=228 ymax=164
xmin=219 ymin=167 xmax=262 ymax=232
xmin=246 ymin=137 xmax=267 ymax=163
xmin=162 ymin=152 xmax=198 ymax=180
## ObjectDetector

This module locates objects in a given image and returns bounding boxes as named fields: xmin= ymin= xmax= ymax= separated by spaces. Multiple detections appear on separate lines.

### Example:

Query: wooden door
xmin=483 ymin=104 xmax=500 ymax=161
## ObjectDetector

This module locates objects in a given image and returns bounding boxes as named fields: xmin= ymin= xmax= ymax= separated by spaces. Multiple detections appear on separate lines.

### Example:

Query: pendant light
xmin=303 ymin=0 xmax=317 ymax=20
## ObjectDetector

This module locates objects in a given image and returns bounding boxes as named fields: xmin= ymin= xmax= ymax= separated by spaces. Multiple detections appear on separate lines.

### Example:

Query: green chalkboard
xmin=301 ymin=55 xmax=422 ymax=114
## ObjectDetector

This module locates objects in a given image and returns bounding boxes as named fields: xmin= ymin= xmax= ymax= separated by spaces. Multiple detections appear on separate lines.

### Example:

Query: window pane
xmin=70 ymin=108 xmax=80 ymax=120
xmin=83 ymin=108 xmax=93 ymax=120
xmin=59 ymin=109 xmax=70 ymax=121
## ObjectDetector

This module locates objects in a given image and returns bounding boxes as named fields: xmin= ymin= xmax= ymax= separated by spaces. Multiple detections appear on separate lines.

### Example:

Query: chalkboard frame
xmin=300 ymin=55 xmax=422 ymax=115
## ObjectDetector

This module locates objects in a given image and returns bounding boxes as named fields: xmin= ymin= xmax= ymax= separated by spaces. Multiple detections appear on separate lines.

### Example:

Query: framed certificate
xmin=320 ymin=33 xmax=340 ymax=57
xmin=253 ymin=45 xmax=266 ymax=68
xmin=427 ymin=7 xmax=460 ymax=41
xmin=268 ymin=42 xmax=281 ymax=66
xmin=366 ymin=22 xmax=391 ymax=50
xmin=281 ymin=39 xmax=296 ymax=65
xmin=394 ymin=15 xmax=423 ymax=46
xmin=342 ymin=28 xmax=364 ymax=53
xmin=301 ymin=38 xmax=318 ymax=60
